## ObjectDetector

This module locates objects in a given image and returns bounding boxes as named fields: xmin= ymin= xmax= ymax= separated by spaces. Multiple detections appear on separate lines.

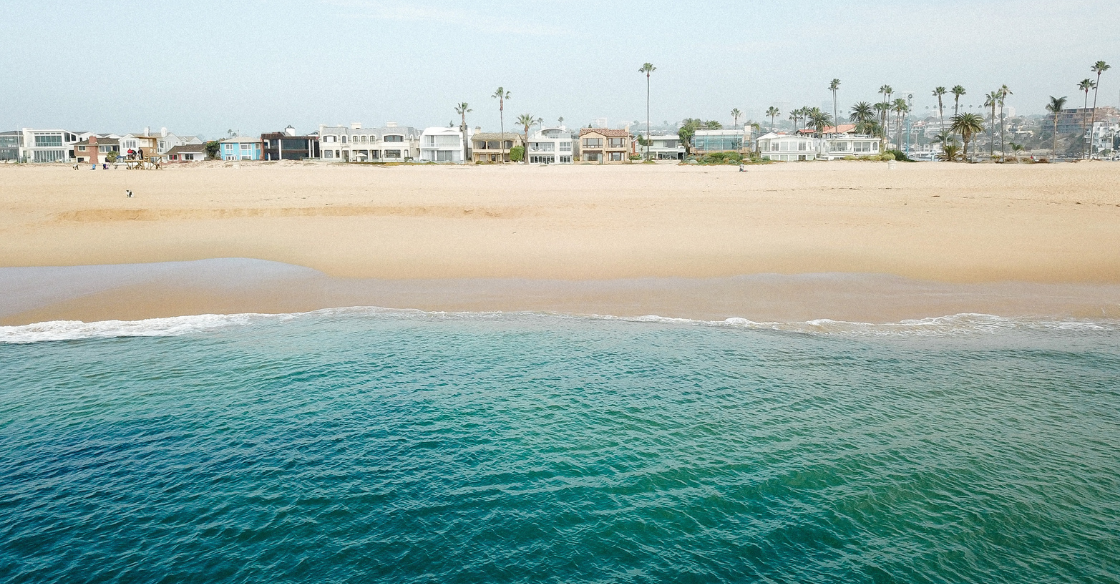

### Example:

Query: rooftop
xmin=579 ymin=128 xmax=630 ymax=137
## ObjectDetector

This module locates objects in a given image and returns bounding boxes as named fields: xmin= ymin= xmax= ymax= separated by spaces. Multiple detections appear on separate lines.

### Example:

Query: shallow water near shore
xmin=2 ymin=309 xmax=1119 ymax=582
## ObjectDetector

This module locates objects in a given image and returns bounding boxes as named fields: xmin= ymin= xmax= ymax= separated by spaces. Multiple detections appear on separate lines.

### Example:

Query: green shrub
xmin=697 ymin=151 xmax=744 ymax=165
xmin=879 ymin=152 xmax=895 ymax=161
xmin=509 ymin=146 xmax=525 ymax=162
xmin=885 ymin=149 xmax=914 ymax=162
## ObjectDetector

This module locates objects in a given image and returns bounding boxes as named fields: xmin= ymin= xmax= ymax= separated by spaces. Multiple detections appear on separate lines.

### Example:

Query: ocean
xmin=2 ymin=309 xmax=1118 ymax=583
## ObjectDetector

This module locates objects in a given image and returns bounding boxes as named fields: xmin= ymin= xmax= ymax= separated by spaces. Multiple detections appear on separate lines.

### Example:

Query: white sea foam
xmin=2 ymin=308 xmax=1117 ymax=344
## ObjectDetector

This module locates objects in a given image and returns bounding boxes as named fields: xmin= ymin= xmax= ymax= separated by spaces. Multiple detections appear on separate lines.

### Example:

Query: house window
xmin=504 ymin=141 xmax=513 ymax=149
xmin=608 ymin=138 xmax=625 ymax=148
xmin=384 ymin=149 xmax=401 ymax=158
xmin=341 ymin=136 xmax=347 ymax=143
xmin=324 ymin=150 xmax=334 ymax=159
xmin=241 ymin=144 xmax=252 ymax=151
xmin=584 ymin=138 xmax=602 ymax=148
xmin=560 ymin=155 xmax=572 ymax=163
xmin=78 ymin=145 xmax=87 ymax=151
xmin=487 ymin=141 xmax=500 ymax=149
xmin=798 ymin=142 xmax=807 ymax=151
xmin=609 ymin=152 xmax=623 ymax=161
xmin=34 ymin=134 xmax=63 ymax=147
xmin=560 ymin=141 xmax=572 ymax=151
xmin=585 ymin=153 xmax=601 ymax=162
xmin=324 ymin=135 xmax=337 ymax=143
xmin=384 ymin=135 xmax=404 ymax=142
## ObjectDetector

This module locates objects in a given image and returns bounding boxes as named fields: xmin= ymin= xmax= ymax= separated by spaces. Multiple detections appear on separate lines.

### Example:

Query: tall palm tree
xmin=892 ymin=98 xmax=909 ymax=149
xmin=455 ymin=102 xmax=472 ymax=162
xmin=491 ymin=87 xmax=511 ymax=162
xmin=933 ymin=87 xmax=947 ymax=131
xmin=829 ymin=79 xmax=841 ymax=136
xmin=766 ymin=106 xmax=780 ymax=131
xmin=873 ymin=101 xmax=890 ymax=145
xmin=558 ymin=116 xmax=564 ymax=126
xmin=984 ymin=90 xmax=1000 ymax=158
xmin=951 ymin=85 xmax=966 ymax=116
xmin=950 ymin=113 xmax=984 ymax=161
xmin=997 ymin=85 xmax=1012 ymax=158
xmin=879 ymin=85 xmax=893 ymax=143
xmin=1045 ymin=96 xmax=1067 ymax=155
xmin=1077 ymin=79 xmax=1095 ymax=158
xmin=789 ymin=108 xmax=802 ymax=132
xmin=639 ymin=63 xmax=656 ymax=159
xmin=1089 ymin=61 xmax=1110 ymax=157
xmin=516 ymin=113 xmax=536 ymax=163
xmin=731 ymin=108 xmax=742 ymax=127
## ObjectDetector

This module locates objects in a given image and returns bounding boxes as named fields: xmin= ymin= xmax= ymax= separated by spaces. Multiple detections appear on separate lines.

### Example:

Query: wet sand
xmin=1 ymin=161 xmax=1119 ymax=323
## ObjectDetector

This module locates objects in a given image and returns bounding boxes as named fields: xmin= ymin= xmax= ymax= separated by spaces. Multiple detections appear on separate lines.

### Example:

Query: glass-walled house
xmin=0 ymin=131 xmax=19 ymax=161
xmin=18 ymin=129 xmax=82 ymax=163
xmin=691 ymin=129 xmax=749 ymax=155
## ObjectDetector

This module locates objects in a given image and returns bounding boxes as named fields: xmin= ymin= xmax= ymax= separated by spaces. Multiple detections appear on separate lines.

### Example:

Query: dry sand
xmin=2 ymin=160 xmax=1119 ymax=323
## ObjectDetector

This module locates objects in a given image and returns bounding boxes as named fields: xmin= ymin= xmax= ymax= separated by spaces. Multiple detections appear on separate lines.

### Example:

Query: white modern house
xmin=645 ymin=134 xmax=685 ymax=160
xmin=16 ymin=129 xmax=88 ymax=163
xmin=818 ymin=135 xmax=881 ymax=160
xmin=419 ymin=126 xmax=471 ymax=163
xmin=526 ymin=126 xmax=574 ymax=164
xmin=757 ymin=133 xmax=820 ymax=161
xmin=318 ymin=122 xmax=420 ymax=162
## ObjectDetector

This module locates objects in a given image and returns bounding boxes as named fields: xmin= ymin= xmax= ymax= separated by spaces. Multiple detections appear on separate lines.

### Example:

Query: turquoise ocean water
xmin=2 ymin=309 xmax=1118 ymax=583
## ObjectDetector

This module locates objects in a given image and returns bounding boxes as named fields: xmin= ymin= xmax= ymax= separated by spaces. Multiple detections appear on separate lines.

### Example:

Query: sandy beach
xmin=2 ymin=161 xmax=1120 ymax=323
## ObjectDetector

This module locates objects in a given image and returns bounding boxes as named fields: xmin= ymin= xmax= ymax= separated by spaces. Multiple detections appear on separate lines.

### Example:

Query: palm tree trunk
xmin=1053 ymin=117 xmax=1059 ymax=155
xmin=646 ymin=74 xmax=650 ymax=160
xmin=1089 ymin=74 xmax=1102 ymax=157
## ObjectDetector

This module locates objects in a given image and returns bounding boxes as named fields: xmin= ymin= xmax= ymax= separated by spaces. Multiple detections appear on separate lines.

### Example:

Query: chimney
xmin=160 ymin=127 xmax=168 ymax=137
xmin=386 ymin=122 xmax=397 ymax=128
xmin=144 ymin=126 xmax=150 ymax=136
xmin=351 ymin=122 xmax=362 ymax=130
xmin=285 ymin=125 xmax=296 ymax=136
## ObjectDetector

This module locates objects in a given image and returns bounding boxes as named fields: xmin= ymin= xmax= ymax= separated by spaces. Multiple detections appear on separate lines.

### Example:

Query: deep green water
xmin=2 ymin=310 xmax=1118 ymax=583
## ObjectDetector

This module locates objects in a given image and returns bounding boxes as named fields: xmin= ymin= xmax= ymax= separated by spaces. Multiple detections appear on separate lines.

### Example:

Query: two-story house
xmin=525 ymin=127 xmax=574 ymax=164
xmin=319 ymin=123 xmax=420 ymax=162
xmin=220 ymin=136 xmax=263 ymax=161
xmin=472 ymin=132 xmax=522 ymax=163
xmin=579 ymin=128 xmax=630 ymax=163
xmin=73 ymin=135 xmax=120 ymax=164
xmin=262 ymin=126 xmax=320 ymax=160
xmin=419 ymin=127 xmax=471 ymax=163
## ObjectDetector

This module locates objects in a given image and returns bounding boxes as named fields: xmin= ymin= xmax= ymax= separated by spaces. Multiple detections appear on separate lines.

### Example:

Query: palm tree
xmin=941 ymin=143 xmax=961 ymax=162
xmin=879 ymin=85 xmax=893 ymax=142
xmin=731 ymin=108 xmax=742 ymax=127
xmin=1045 ymin=95 xmax=1067 ymax=155
xmin=984 ymin=90 xmax=1000 ymax=158
xmin=558 ymin=116 xmax=564 ymax=126
xmin=766 ymin=106 xmax=780 ymax=131
xmin=951 ymin=85 xmax=966 ymax=116
xmin=850 ymin=101 xmax=874 ymax=134
xmin=1089 ymin=61 xmax=1110 ymax=157
xmin=874 ymin=101 xmax=890 ymax=145
xmin=639 ymin=63 xmax=656 ymax=159
xmin=950 ymin=113 xmax=984 ymax=161
xmin=1077 ymin=79 xmax=1095 ymax=158
xmin=933 ymin=87 xmax=947 ymax=132
xmin=455 ymin=102 xmax=472 ymax=162
xmin=892 ymin=98 xmax=909 ymax=150
xmin=491 ymin=87 xmax=511 ymax=162
xmin=789 ymin=108 xmax=802 ymax=132
xmin=516 ymin=113 xmax=536 ymax=163
xmin=808 ymin=108 xmax=834 ymax=138
xmin=997 ymin=85 xmax=1012 ymax=158
xmin=829 ymin=79 xmax=841 ymax=136
xmin=1008 ymin=142 xmax=1025 ymax=162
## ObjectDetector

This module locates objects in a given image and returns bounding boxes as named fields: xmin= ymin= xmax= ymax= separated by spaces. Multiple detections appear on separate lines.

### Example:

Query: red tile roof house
xmin=578 ymin=128 xmax=631 ymax=163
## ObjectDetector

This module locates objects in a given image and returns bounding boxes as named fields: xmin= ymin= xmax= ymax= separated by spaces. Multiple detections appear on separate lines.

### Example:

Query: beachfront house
xmin=73 ymin=135 xmax=120 ymax=164
xmin=644 ymin=134 xmax=685 ymax=160
xmin=579 ymin=128 xmax=630 ymax=163
xmin=119 ymin=131 xmax=159 ymax=158
xmin=0 ymin=131 xmax=19 ymax=162
xmin=165 ymin=143 xmax=207 ymax=162
xmin=15 ymin=129 xmax=86 ymax=163
xmin=318 ymin=123 xmax=420 ymax=162
xmin=220 ymin=136 xmax=263 ymax=161
xmin=525 ymin=127 xmax=574 ymax=164
xmin=691 ymin=127 xmax=751 ymax=156
xmin=472 ymin=132 xmax=522 ymax=163
xmin=795 ymin=125 xmax=880 ymax=160
xmin=757 ymin=133 xmax=820 ymax=161
xmin=262 ymin=126 xmax=320 ymax=161
xmin=419 ymin=127 xmax=470 ymax=163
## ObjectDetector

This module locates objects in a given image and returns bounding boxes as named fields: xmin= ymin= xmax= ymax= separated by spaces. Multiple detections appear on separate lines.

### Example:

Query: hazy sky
xmin=3 ymin=0 xmax=1117 ymax=138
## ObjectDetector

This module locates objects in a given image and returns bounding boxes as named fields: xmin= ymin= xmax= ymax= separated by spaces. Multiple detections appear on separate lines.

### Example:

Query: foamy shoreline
xmin=3 ymin=259 xmax=1119 ymax=327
